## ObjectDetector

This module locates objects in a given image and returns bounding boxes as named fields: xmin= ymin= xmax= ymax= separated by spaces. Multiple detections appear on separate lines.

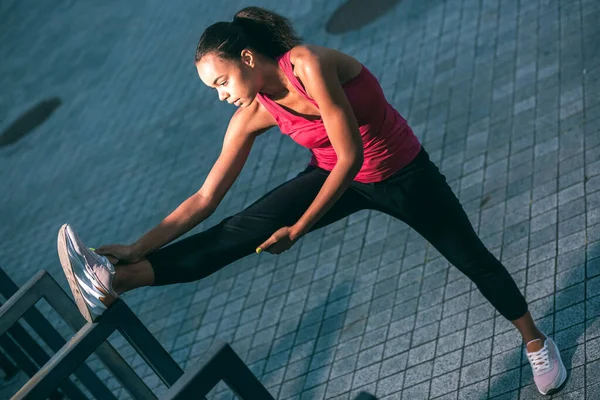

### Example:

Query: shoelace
xmin=527 ymin=346 xmax=551 ymax=372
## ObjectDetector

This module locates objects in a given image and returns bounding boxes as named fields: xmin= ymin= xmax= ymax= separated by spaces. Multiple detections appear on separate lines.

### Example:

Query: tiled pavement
xmin=1 ymin=0 xmax=599 ymax=398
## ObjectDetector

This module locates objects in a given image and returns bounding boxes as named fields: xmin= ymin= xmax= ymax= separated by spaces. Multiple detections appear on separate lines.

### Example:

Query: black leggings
xmin=147 ymin=147 xmax=528 ymax=321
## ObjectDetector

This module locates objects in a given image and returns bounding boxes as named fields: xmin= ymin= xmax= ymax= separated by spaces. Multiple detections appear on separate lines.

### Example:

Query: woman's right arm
xmin=97 ymin=102 xmax=276 ymax=262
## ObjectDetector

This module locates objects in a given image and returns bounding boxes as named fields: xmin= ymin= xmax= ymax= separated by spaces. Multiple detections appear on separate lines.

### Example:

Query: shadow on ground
xmin=325 ymin=0 xmax=401 ymax=34
xmin=0 ymin=98 xmax=61 ymax=147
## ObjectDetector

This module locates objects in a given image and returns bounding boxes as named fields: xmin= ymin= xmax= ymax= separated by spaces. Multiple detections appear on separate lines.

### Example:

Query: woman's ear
xmin=240 ymin=49 xmax=255 ymax=67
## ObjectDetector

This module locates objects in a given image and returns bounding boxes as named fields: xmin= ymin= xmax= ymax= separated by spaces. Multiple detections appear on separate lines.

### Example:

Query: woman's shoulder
xmin=289 ymin=44 xmax=335 ymax=64
xmin=289 ymin=45 xmax=362 ymax=83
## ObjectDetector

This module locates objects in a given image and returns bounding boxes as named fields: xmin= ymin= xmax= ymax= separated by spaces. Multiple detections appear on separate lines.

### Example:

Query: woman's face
xmin=196 ymin=51 xmax=261 ymax=108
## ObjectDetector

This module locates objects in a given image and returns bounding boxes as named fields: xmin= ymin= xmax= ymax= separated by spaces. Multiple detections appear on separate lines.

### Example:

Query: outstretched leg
xmin=375 ymin=148 xmax=567 ymax=395
xmin=118 ymin=167 xmax=369 ymax=291
xmin=377 ymin=149 xmax=532 ymax=328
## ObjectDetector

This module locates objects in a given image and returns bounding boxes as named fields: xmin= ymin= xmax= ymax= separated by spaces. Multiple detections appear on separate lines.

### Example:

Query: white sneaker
xmin=525 ymin=333 xmax=568 ymax=395
xmin=57 ymin=224 xmax=119 ymax=322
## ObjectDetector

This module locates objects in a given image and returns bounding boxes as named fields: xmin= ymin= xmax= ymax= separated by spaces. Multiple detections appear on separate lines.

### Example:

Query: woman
xmin=57 ymin=6 xmax=566 ymax=395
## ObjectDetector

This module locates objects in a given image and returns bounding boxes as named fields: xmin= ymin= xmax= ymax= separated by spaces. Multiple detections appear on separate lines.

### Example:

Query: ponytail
xmin=195 ymin=7 xmax=302 ymax=62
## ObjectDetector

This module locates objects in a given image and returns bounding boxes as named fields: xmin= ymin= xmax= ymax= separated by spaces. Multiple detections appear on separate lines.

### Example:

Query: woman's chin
xmin=240 ymin=97 xmax=255 ymax=108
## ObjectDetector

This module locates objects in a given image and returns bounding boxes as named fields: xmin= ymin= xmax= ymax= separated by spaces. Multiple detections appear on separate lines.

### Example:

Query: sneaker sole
xmin=57 ymin=224 xmax=95 ymax=323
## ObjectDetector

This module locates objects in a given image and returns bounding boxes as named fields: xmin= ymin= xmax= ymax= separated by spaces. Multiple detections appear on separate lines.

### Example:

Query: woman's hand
xmin=257 ymin=226 xmax=302 ymax=255
xmin=95 ymin=244 xmax=142 ymax=264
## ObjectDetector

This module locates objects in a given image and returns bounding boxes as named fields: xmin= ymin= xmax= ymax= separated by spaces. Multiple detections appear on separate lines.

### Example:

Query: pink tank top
xmin=256 ymin=51 xmax=421 ymax=183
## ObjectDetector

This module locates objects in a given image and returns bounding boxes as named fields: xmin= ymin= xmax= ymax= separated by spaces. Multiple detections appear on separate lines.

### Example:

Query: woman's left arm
xmin=258 ymin=46 xmax=364 ymax=254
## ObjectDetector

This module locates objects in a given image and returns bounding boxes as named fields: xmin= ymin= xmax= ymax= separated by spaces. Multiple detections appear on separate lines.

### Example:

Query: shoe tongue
xmin=526 ymin=339 xmax=548 ymax=355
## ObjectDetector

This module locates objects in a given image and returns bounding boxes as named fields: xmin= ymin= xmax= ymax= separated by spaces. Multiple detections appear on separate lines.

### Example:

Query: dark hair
xmin=194 ymin=7 xmax=303 ymax=62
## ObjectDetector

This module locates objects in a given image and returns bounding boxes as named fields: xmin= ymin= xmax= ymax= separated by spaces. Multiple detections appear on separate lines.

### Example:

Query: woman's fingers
xmin=258 ymin=237 xmax=293 ymax=254
xmin=257 ymin=236 xmax=277 ymax=254
xmin=105 ymin=255 xmax=120 ymax=264
xmin=257 ymin=227 xmax=295 ymax=255
xmin=93 ymin=246 xmax=120 ymax=264
xmin=94 ymin=245 xmax=113 ymax=255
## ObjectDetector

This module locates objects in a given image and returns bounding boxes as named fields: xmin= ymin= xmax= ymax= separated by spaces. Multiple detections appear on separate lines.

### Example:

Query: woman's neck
xmin=258 ymin=57 xmax=292 ymax=99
